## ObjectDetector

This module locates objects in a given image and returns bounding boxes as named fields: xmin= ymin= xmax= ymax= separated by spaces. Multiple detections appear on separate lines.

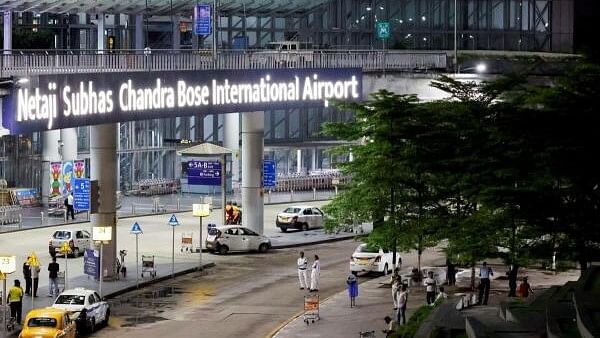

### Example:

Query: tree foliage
xmin=323 ymin=63 xmax=600 ymax=277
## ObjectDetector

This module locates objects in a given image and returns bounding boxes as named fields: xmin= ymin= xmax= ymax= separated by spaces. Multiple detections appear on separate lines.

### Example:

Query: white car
xmin=52 ymin=288 xmax=110 ymax=333
xmin=349 ymin=244 xmax=401 ymax=275
xmin=276 ymin=205 xmax=324 ymax=232
xmin=205 ymin=225 xmax=271 ymax=254
xmin=49 ymin=230 xmax=92 ymax=257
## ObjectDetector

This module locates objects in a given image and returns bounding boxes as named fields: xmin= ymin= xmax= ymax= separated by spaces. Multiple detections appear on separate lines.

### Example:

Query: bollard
xmin=132 ymin=204 xmax=135 ymax=215
xmin=313 ymin=187 xmax=317 ymax=200
xmin=63 ymin=210 xmax=67 ymax=223
xmin=291 ymin=189 xmax=294 ymax=202
xmin=177 ymin=198 xmax=181 ymax=211
xmin=268 ymin=190 xmax=272 ymax=203
xmin=335 ymin=186 xmax=338 ymax=196
xmin=40 ymin=211 xmax=44 ymax=225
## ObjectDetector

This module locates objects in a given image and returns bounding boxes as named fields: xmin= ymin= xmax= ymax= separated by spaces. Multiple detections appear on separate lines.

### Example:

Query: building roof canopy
xmin=0 ymin=0 xmax=326 ymax=16
xmin=178 ymin=143 xmax=232 ymax=157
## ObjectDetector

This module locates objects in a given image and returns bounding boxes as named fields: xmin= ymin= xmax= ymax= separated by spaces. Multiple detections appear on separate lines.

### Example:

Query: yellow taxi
xmin=19 ymin=307 xmax=77 ymax=338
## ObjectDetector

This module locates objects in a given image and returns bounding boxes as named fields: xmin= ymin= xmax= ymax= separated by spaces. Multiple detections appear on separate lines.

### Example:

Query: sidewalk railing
xmin=0 ymin=49 xmax=448 ymax=77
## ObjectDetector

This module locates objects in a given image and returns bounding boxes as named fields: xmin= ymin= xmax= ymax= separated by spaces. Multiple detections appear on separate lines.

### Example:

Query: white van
xmin=254 ymin=41 xmax=315 ymax=66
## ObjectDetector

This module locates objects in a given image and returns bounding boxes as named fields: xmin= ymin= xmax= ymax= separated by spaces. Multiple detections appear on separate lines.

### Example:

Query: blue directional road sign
xmin=168 ymin=214 xmax=180 ymax=226
xmin=130 ymin=222 xmax=143 ymax=234
xmin=187 ymin=160 xmax=222 ymax=186
xmin=263 ymin=160 xmax=277 ymax=188
xmin=73 ymin=178 xmax=90 ymax=211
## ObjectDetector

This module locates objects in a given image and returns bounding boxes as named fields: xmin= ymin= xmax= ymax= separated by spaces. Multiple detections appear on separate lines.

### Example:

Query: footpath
xmin=274 ymin=273 xmax=428 ymax=338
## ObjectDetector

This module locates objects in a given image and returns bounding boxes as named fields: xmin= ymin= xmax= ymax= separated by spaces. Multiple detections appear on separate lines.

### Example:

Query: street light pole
xmin=454 ymin=0 xmax=458 ymax=73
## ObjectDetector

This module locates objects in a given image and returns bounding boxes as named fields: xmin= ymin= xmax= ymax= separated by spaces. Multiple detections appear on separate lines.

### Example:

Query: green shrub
xmin=390 ymin=305 xmax=435 ymax=338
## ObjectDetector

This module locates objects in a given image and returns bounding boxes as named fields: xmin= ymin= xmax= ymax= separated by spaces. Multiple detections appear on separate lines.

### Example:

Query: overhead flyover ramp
xmin=0 ymin=0 xmax=328 ymax=15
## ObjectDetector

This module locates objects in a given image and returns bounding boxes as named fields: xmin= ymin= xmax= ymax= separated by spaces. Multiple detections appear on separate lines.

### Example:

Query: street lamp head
xmin=476 ymin=63 xmax=487 ymax=73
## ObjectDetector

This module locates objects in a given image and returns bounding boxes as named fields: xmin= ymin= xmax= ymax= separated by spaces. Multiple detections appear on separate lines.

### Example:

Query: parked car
xmin=49 ymin=229 xmax=92 ymax=257
xmin=206 ymin=225 xmax=271 ymax=254
xmin=52 ymin=288 xmax=110 ymax=333
xmin=19 ymin=307 xmax=77 ymax=338
xmin=276 ymin=205 xmax=324 ymax=232
xmin=349 ymin=243 xmax=401 ymax=276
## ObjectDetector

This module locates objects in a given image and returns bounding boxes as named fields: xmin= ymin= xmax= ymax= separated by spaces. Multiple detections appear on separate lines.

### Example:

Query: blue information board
xmin=194 ymin=4 xmax=212 ymax=36
xmin=187 ymin=160 xmax=222 ymax=186
xmin=263 ymin=160 xmax=277 ymax=188
xmin=84 ymin=248 xmax=99 ymax=279
xmin=73 ymin=178 xmax=90 ymax=211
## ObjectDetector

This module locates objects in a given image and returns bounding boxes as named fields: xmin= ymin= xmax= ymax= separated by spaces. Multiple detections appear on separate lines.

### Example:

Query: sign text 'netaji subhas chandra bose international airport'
xmin=2 ymin=68 xmax=362 ymax=133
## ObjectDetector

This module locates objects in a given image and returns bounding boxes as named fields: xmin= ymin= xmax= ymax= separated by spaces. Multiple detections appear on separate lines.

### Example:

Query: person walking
xmin=309 ymin=255 xmax=320 ymax=292
xmin=7 ymin=279 xmax=24 ymax=324
xmin=424 ymin=271 xmax=437 ymax=305
xmin=346 ymin=272 xmax=358 ymax=307
xmin=391 ymin=268 xmax=401 ymax=309
xmin=446 ymin=258 xmax=456 ymax=286
xmin=396 ymin=284 xmax=408 ymax=325
xmin=31 ymin=261 xmax=40 ymax=297
xmin=22 ymin=259 xmax=32 ymax=296
xmin=478 ymin=261 xmax=493 ymax=305
xmin=65 ymin=192 xmax=75 ymax=220
xmin=297 ymin=251 xmax=309 ymax=290
xmin=48 ymin=257 xmax=60 ymax=297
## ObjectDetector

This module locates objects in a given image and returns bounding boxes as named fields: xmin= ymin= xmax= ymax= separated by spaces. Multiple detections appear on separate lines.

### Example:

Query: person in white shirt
xmin=310 ymin=255 xmax=320 ymax=292
xmin=478 ymin=261 xmax=493 ymax=305
xmin=297 ymin=251 xmax=308 ymax=290
xmin=435 ymin=286 xmax=448 ymax=303
xmin=66 ymin=192 xmax=75 ymax=220
xmin=391 ymin=268 xmax=401 ymax=309
xmin=396 ymin=284 xmax=408 ymax=324
xmin=424 ymin=271 xmax=437 ymax=305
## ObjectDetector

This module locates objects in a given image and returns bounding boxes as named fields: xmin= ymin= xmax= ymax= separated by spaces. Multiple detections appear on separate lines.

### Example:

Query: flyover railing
xmin=0 ymin=49 xmax=447 ymax=76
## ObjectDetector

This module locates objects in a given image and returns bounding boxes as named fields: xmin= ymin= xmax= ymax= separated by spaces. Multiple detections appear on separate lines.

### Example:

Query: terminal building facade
xmin=0 ymin=0 xmax=578 ymax=194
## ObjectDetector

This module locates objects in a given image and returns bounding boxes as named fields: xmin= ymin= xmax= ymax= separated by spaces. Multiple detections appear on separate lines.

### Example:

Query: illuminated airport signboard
xmin=2 ymin=68 xmax=362 ymax=133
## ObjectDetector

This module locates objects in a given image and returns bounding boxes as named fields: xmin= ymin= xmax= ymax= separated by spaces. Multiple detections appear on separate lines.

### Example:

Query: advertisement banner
xmin=73 ymin=159 xmax=86 ymax=179
xmin=194 ymin=4 xmax=212 ymax=35
xmin=49 ymin=162 xmax=62 ymax=198
xmin=62 ymin=161 xmax=74 ymax=194
xmin=83 ymin=248 xmax=99 ymax=279
xmin=3 ymin=68 xmax=362 ymax=133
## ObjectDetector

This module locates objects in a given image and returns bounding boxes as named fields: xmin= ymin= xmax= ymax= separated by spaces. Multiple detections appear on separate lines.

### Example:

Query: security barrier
xmin=0 ymin=205 xmax=22 ymax=225
xmin=135 ymin=178 xmax=181 ymax=196
xmin=271 ymin=173 xmax=351 ymax=192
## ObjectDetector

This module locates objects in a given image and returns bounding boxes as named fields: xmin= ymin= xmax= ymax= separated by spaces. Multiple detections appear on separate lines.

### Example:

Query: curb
xmin=103 ymin=262 xmax=216 ymax=299
xmin=271 ymin=234 xmax=355 ymax=249
xmin=5 ymin=199 xmax=333 ymax=234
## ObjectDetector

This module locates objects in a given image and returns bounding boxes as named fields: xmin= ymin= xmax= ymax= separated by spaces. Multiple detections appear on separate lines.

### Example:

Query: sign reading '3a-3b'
xmin=3 ymin=68 xmax=363 ymax=134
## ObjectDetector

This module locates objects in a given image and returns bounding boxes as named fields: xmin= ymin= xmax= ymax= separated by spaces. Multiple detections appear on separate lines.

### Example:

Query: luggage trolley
xmin=180 ymin=232 xmax=194 ymax=253
xmin=303 ymin=294 xmax=320 ymax=325
xmin=141 ymin=255 xmax=157 ymax=278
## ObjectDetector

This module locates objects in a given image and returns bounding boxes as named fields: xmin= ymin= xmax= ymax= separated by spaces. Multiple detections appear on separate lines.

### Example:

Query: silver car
xmin=49 ymin=230 xmax=92 ymax=257
xmin=206 ymin=226 xmax=271 ymax=254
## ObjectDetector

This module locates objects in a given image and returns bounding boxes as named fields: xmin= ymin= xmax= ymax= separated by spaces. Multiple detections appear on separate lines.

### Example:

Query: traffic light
xmin=90 ymin=180 xmax=99 ymax=214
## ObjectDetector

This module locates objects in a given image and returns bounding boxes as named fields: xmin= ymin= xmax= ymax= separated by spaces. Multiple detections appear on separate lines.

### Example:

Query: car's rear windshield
xmin=53 ymin=231 xmax=71 ymax=240
xmin=28 ymin=317 xmax=57 ymax=327
xmin=283 ymin=208 xmax=301 ymax=213
xmin=55 ymin=294 xmax=85 ymax=305
xmin=356 ymin=245 xmax=378 ymax=253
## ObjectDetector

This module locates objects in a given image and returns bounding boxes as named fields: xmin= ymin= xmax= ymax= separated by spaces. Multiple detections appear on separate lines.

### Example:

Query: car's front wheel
xmin=258 ymin=243 xmax=269 ymax=253
xmin=280 ymin=227 xmax=288 ymax=233
xmin=301 ymin=223 xmax=309 ymax=231
xmin=88 ymin=318 xmax=96 ymax=333
xmin=218 ymin=245 xmax=229 ymax=255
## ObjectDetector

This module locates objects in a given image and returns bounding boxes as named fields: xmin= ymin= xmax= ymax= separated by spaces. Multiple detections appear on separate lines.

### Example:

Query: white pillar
xmin=223 ymin=113 xmax=240 ymax=185
xmin=42 ymin=130 xmax=61 ymax=206
xmin=97 ymin=13 xmax=105 ymax=51
xmin=172 ymin=17 xmax=181 ymax=50
xmin=135 ymin=14 xmax=144 ymax=49
xmin=296 ymin=149 xmax=302 ymax=174
xmin=349 ymin=151 xmax=354 ymax=162
xmin=60 ymin=129 xmax=78 ymax=161
xmin=91 ymin=124 xmax=118 ymax=278
xmin=311 ymin=148 xmax=317 ymax=172
xmin=241 ymin=112 xmax=264 ymax=235
xmin=3 ymin=11 xmax=11 ymax=54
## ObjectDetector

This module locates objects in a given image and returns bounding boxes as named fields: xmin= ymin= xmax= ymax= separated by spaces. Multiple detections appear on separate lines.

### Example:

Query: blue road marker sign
xmin=263 ymin=160 xmax=277 ymax=188
xmin=73 ymin=178 xmax=90 ymax=211
xmin=168 ymin=214 xmax=180 ymax=226
xmin=130 ymin=222 xmax=143 ymax=234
